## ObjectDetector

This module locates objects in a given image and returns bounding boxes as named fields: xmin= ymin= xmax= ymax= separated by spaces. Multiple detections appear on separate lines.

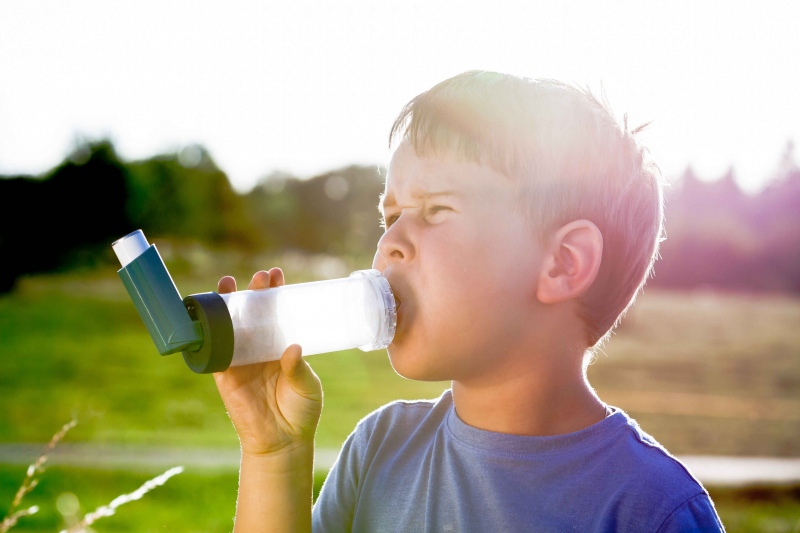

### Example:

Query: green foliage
xmin=0 ymin=139 xmax=387 ymax=292
xmin=244 ymin=166 xmax=386 ymax=256
xmin=125 ymin=147 xmax=254 ymax=247
xmin=0 ymin=140 xmax=130 ymax=292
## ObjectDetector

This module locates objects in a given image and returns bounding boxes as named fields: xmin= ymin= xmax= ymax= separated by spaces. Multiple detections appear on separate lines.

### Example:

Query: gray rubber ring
xmin=181 ymin=292 xmax=234 ymax=373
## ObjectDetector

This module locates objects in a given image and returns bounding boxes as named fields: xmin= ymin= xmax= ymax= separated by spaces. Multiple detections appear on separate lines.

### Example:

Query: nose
xmin=374 ymin=217 xmax=414 ymax=269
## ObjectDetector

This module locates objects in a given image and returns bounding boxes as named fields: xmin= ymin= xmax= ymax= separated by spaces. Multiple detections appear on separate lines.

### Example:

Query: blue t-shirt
xmin=313 ymin=390 xmax=725 ymax=532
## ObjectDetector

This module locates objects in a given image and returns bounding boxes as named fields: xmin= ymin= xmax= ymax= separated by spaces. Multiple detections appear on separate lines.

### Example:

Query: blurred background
xmin=1 ymin=1 xmax=798 ymax=532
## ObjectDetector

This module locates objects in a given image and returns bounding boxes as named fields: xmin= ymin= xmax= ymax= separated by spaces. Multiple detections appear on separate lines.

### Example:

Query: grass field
xmin=1 ymin=249 xmax=799 ymax=531
xmin=589 ymin=288 xmax=800 ymax=457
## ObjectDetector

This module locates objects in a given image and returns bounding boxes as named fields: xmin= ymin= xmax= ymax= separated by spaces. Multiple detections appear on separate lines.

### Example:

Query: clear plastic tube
xmin=221 ymin=269 xmax=396 ymax=366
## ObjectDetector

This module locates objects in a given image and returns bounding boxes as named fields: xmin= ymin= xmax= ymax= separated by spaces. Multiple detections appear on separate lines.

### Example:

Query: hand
xmin=212 ymin=268 xmax=323 ymax=457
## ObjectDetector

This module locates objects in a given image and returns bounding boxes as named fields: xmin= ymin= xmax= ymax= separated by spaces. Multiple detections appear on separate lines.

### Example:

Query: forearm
xmin=233 ymin=444 xmax=315 ymax=533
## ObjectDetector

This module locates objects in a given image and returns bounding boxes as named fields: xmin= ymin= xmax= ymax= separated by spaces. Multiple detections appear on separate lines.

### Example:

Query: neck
xmin=450 ymin=348 xmax=607 ymax=437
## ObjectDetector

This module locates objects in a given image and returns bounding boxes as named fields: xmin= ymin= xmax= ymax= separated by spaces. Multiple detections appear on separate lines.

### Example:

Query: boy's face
xmin=373 ymin=140 xmax=546 ymax=382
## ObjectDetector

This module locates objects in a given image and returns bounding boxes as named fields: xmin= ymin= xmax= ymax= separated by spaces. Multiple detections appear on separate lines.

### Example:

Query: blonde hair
xmin=390 ymin=70 xmax=665 ymax=347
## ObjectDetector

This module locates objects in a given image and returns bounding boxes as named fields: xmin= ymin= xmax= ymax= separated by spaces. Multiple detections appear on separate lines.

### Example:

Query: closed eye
xmin=380 ymin=214 xmax=400 ymax=230
xmin=424 ymin=205 xmax=451 ymax=217
xmin=380 ymin=205 xmax=452 ymax=230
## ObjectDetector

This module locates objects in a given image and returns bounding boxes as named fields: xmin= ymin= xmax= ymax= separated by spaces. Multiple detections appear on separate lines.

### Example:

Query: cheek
xmin=439 ymin=222 xmax=536 ymax=308
xmin=422 ymin=254 xmax=488 ymax=321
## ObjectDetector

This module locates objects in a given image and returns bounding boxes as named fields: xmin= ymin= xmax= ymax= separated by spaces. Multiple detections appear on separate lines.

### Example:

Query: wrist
xmin=240 ymin=441 xmax=315 ymax=474
xmin=235 ymin=442 xmax=314 ymax=533
xmin=237 ymin=424 xmax=317 ymax=456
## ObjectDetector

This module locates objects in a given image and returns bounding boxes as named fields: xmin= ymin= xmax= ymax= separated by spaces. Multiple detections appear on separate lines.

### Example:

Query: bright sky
xmin=1 ymin=1 xmax=798 ymax=194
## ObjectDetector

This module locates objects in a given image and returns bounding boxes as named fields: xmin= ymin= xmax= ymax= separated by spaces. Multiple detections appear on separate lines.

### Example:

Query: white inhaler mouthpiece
xmin=221 ymin=269 xmax=396 ymax=366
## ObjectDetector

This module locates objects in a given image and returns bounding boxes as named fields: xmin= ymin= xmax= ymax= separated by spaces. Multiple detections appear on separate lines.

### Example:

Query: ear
xmin=536 ymin=220 xmax=603 ymax=304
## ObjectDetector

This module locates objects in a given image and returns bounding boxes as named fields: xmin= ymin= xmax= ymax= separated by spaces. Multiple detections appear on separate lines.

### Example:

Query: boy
xmin=213 ymin=71 xmax=725 ymax=532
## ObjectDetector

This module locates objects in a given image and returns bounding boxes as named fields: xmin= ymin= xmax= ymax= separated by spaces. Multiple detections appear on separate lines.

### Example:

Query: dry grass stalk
xmin=1 ymin=419 xmax=77 ymax=532
xmin=0 ymin=506 xmax=40 ymax=533
xmin=61 ymin=466 xmax=184 ymax=533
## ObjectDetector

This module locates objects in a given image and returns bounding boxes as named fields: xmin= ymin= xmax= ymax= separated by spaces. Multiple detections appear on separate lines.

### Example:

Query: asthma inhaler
xmin=112 ymin=230 xmax=396 ymax=373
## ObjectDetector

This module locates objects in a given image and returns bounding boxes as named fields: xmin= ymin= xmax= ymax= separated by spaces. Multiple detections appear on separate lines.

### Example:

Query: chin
xmin=386 ymin=345 xmax=452 ymax=383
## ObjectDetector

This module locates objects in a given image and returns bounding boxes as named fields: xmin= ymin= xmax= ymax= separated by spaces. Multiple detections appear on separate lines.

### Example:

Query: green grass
xmin=0 ymin=465 xmax=238 ymax=533
xmin=707 ymin=485 xmax=800 ymax=533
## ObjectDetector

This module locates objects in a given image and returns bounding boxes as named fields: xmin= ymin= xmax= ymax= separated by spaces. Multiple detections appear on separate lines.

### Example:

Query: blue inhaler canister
xmin=113 ymin=230 xmax=203 ymax=355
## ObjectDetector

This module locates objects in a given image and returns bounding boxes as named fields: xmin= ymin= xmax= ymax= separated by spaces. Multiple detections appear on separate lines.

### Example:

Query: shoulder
xmin=342 ymin=389 xmax=454 ymax=462
xmin=354 ymin=388 xmax=454 ymax=440
xmin=324 ymin=389 xmax=453 ymax=492
xmin=605 ymin=408 xmax=724 ymax=530
xmin=313 ymin=392 xmax=454 ymax=532
xmin=655 ymin=493 xmax=726 ymax=533
xmin=611 ymin=409 xmax=705 ymax=488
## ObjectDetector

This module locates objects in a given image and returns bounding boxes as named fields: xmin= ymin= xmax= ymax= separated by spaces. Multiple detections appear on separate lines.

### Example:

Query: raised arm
xmin=213 ymin=268 xmax=323 ymax=533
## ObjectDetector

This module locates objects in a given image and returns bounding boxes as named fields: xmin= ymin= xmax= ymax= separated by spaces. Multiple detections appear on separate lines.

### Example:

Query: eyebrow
xmin=379 ymin=189 xmax=462 ymax=211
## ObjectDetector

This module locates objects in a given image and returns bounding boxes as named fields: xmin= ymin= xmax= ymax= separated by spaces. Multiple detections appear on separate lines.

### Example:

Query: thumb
xmin=280 ymin=344 xmax=322 ymax=399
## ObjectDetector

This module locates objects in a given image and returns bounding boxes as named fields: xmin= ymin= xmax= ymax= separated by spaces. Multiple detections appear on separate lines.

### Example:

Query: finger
xmin=247 ymin=270 xmax=271 ymax=291
xmin=268 ymin=267 xmax=285 ymax=288
xmin=218 ymin=276 xmax=237 ymax=294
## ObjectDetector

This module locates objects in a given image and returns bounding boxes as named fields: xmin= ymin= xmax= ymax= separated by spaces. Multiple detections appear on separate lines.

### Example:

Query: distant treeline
xmin=0 ymin=141 xmax=384 ymax=292
xmin=1 ymin=139 xmax=799 ymax=294
xmin=656 ymin=163 xmax=800 ymax=293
